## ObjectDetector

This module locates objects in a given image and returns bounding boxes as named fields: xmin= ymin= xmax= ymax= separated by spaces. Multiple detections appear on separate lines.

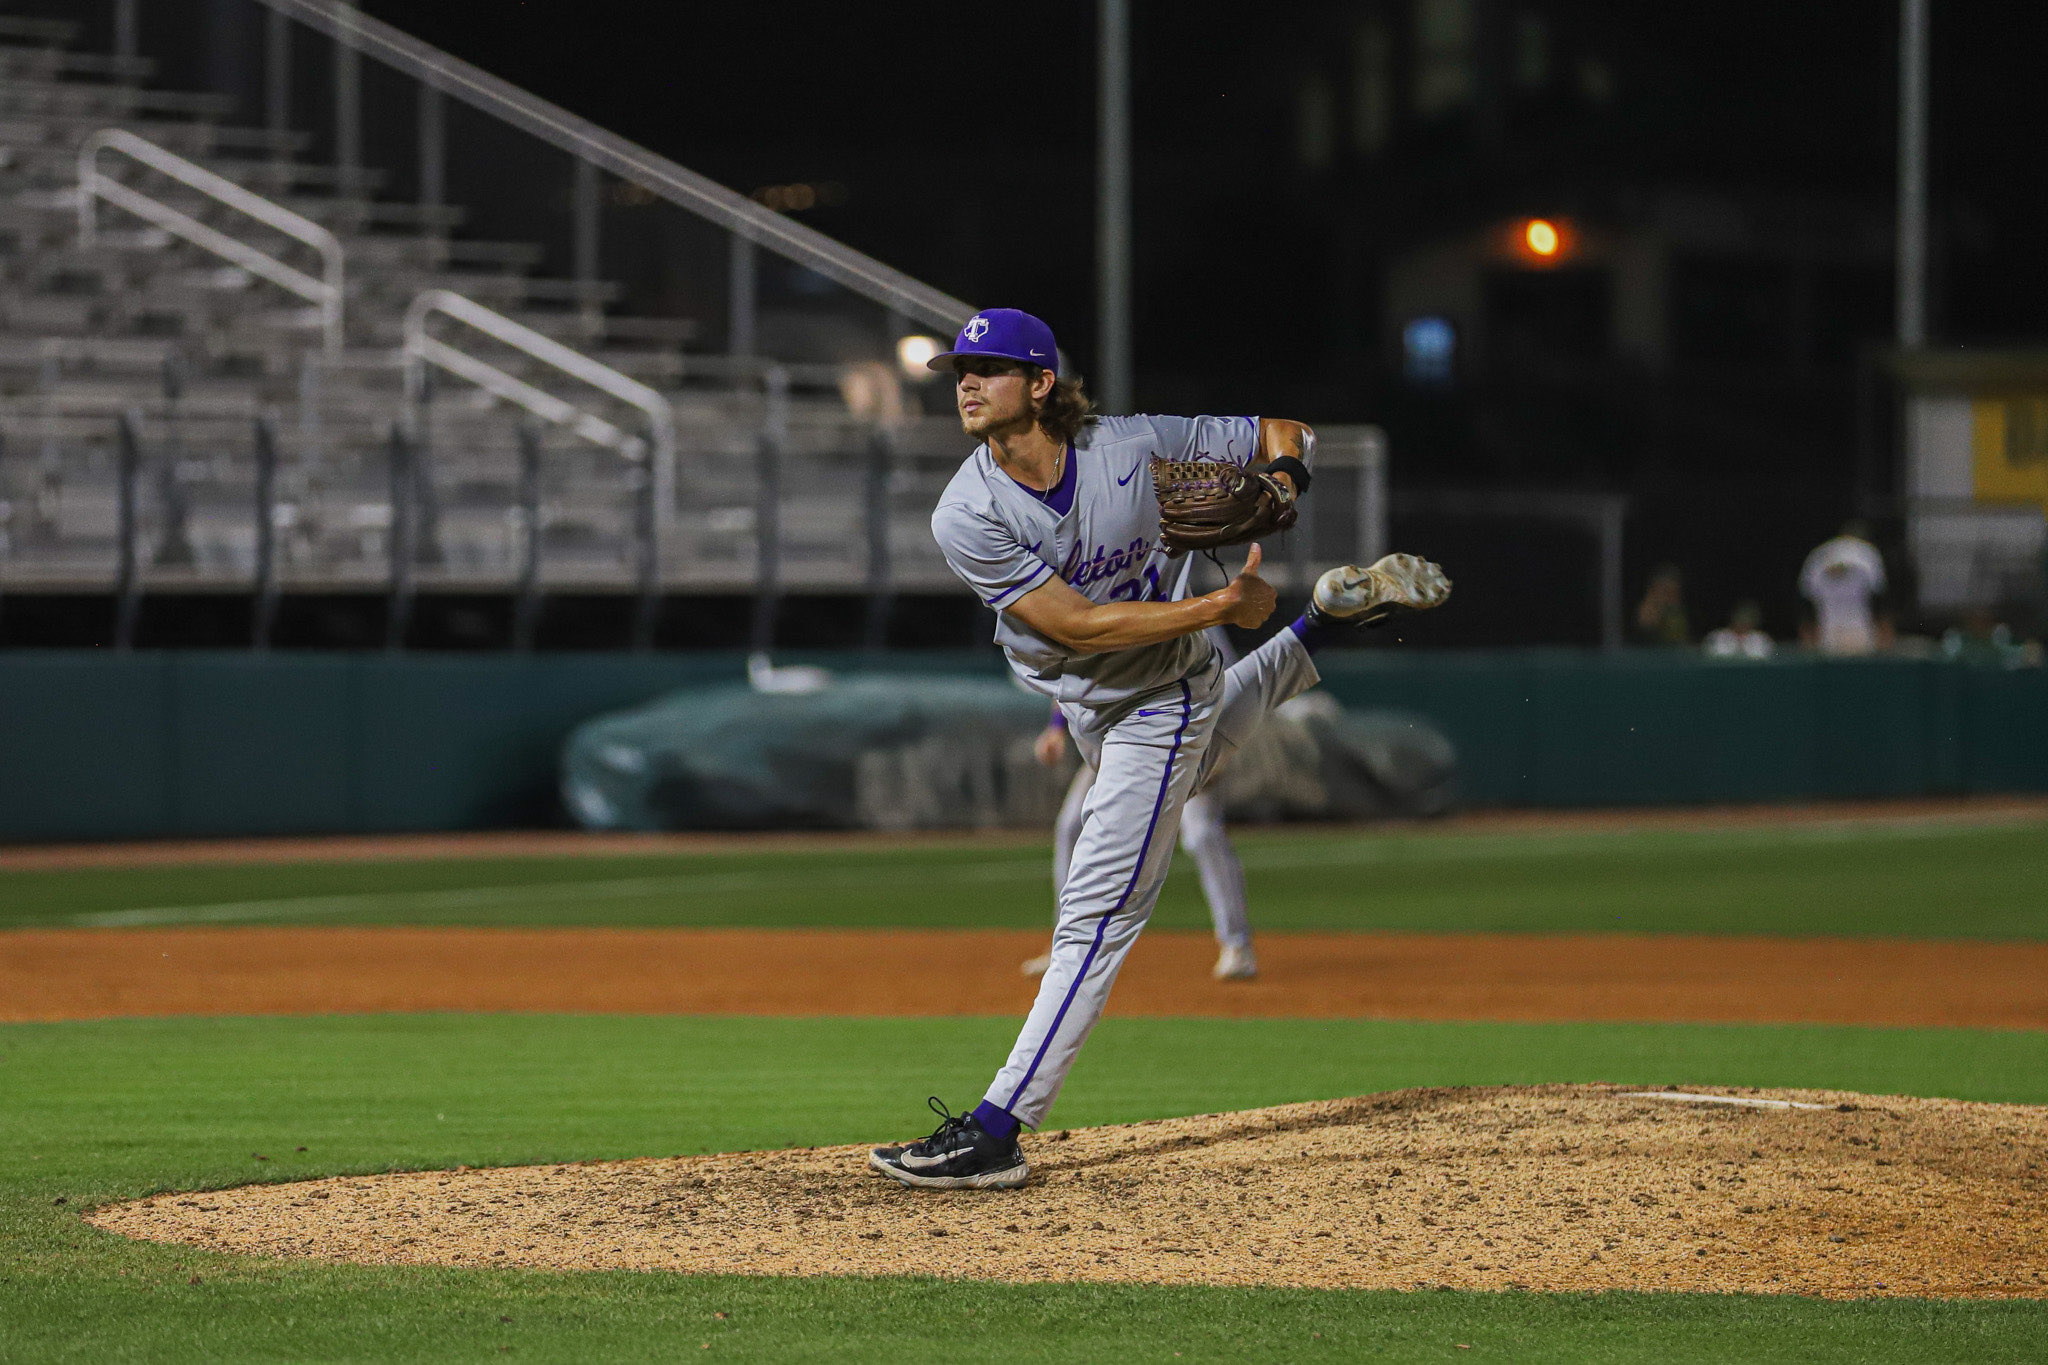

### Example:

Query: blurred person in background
xmin=1027 ymin=624 xmax=1257 ymax=983
xmin=1941 ymin=608 xmax=2043 ymax=668
xmin=1704 ymin=600 xmax=1775 ymax=659
xmin=1633 ymin=564 xmax=1690 ymax=645
xmin=1800 ymin=522 xmax=1888 ymax=656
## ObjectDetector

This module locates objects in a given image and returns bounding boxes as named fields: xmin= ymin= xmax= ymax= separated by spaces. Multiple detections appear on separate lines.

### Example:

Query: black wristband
xmin=1265 ymin=454 xmax=1312 ymax=496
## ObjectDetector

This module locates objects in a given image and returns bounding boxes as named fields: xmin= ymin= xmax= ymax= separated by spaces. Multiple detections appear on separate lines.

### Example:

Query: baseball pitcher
xmin=869 ymin=309 xmax=1449 ymax=1191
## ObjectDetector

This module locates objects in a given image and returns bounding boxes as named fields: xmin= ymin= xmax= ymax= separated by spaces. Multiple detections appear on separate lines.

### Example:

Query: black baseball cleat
xmin=869 ymin=1097 xmax=1030 ymax=1190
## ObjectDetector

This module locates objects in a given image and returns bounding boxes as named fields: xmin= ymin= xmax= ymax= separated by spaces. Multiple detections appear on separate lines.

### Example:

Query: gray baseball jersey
xmin=930 ymin=413 xmax=1259 ymax=708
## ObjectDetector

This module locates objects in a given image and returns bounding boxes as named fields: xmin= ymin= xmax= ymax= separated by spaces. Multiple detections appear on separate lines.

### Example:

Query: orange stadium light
xmin=1505 ymin=216 xmax=1575 ymax=267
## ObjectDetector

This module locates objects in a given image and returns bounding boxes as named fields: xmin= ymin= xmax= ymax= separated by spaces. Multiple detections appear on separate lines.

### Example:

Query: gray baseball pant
xmin=1054 ymin=771 xmax=1249 ymax=949
xmin=983 ymin=628 xmax=1318 ymax=1128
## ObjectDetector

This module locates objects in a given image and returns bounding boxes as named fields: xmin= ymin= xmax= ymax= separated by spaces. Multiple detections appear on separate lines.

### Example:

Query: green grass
xmin=7 ymin=816 xmax=2047 ymax=938
xmin=4 ymin=1012 xmax=2046 ymax=1362
xmin=6 ymin=816 xmax=2044 ymax=1357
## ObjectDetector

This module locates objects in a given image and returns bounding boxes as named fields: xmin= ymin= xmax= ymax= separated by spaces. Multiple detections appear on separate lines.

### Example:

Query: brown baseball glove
xmin=1152 ymin=457 xmax=1297 ymax=553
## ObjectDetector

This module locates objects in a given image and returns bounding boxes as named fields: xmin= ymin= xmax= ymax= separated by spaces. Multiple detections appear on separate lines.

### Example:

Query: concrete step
xmin=0 ymin=114 xmax=309 ymax=165
xmin=0 ymin=16 xmax=83 ymax=45
xmin=0 ymin=47 xmax=155 ymax=82
xmin=0 ymin=252 xmax=630 ymax=345
xmin=72 ymin=176 xmax=472 ymax=233
xmin=2 ymin=142 xmax=389 ymax=198
xmin=4 ymin=214 xmax=544 ymax=277
xmin=0 ymin=257 xmax=582 ymax=316
xmin=5 ymin=175 xmax=469 ymax=236
xmin=0 ymin=78 xmax=239 ymax=121
xmin=1 ymin=127 xmax=183 ymax=177
xmin=174 ymin=155 xmax=393 ymax=196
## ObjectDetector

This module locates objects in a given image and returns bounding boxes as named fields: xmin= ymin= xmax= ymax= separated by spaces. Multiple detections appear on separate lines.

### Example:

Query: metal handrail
xmin=250 ymin=0 xmax=975 ymax=334
xmin=78 ymin=128 xmax=344 ymax=354
xmin=402 ymin=289 xmax=676 ymax=533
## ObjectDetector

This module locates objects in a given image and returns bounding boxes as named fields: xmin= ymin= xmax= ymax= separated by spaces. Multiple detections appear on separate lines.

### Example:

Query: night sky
xmin=342 ymin=0 xmax=2048 ymax=642
xmin=363 ymin=0 xmax=2048 ymax=396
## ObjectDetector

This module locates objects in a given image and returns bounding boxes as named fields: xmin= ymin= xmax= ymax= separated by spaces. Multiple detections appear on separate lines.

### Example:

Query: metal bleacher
xmin=0 ymin=2 xmax=1386 ymax=649
xmin=0 ymin=4 xmax=994 ymax=637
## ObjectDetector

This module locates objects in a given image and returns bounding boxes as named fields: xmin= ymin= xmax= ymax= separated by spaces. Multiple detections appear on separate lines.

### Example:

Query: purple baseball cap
xmin=926 ymin=308 xmax=1059 ymax=374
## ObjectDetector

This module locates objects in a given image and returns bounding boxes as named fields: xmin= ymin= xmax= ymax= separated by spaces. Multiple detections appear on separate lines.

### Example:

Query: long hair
xmin=1034 ymin=370 xmax=1097 ymax=445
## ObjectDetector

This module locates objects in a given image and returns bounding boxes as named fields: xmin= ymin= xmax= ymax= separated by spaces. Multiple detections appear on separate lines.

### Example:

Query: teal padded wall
xmin=171 ymin=653 xmax=356 ymax=835
xmin=0 ymin=648 xmax=2042 ymax=841
xmin=1963 ymin=665 xmax=2048 ymax=791
xmin=0 ymin=653 xmax=175 ymax=840
xmin=347 ymin=654 xmax=737 ymax=830
xmin=1311 ymin=651 xmax=2048 ymax=807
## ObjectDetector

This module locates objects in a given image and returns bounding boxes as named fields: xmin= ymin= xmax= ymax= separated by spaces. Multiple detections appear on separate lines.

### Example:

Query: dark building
xmin=1134 ymin=0 xmax=2020 ymax=643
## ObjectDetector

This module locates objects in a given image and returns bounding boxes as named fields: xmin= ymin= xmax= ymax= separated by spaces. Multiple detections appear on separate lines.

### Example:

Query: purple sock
xmin=971 ymin=1100 xmax=1021 ymax=1139
xmin=1289 ymin=611 xmax=1337 ymax=655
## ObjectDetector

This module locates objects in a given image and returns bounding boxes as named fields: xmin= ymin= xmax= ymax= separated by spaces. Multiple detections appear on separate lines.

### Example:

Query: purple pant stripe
xmin=1004 ymin=679 xmax=1192 ymax=1113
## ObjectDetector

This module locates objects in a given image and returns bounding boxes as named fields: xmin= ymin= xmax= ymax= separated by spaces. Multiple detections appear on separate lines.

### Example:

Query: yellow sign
xmin=1973 ymin=397 xmax=2048 ymax=512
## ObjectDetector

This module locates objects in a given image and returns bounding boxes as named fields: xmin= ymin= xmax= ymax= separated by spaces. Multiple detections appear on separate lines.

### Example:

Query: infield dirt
xmin=91 ymin=1085 xmax=2048 ymax=1299
xmin=10 ymin=927 xmax=2048 ymax=1028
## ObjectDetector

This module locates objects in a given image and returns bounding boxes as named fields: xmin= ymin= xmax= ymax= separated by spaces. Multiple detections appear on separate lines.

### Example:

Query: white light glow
xmin=896 ymin=334 xmax=943 ymax=380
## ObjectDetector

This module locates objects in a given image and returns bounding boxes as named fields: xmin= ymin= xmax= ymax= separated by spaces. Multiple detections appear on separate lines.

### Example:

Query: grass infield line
xmin=5 ymin=816 xmax=2045 ymax=941
xmin=64 ymin=856 xmax=1055 ymax=928
xmin=56 ymin=819 xmax=2038 ymax=929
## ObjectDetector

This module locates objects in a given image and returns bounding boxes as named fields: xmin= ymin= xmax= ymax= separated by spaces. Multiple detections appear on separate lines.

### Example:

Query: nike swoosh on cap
xmin=1029 ymin=349 xmax=1045 ymax=356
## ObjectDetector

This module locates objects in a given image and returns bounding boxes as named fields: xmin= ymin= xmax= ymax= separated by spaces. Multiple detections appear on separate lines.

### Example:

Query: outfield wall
xmin=0 ymin=649 xmax=2042 ymax=841
xmin=1312 ymin=650 xmax=2048 ymax=808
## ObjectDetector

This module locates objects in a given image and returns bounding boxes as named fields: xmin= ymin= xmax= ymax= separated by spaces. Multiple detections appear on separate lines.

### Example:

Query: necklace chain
xmin=1028 ymin=443 xmax=1065 ymax=501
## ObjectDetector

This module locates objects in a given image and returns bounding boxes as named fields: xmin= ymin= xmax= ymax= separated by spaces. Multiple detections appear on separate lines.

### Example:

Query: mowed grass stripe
xmin=3 ymin=1013 xmax=2046 ymax=1363
xmin=65 ymin=856 xmax=1055 ymax=928
xmin=61 ymin=819 xmax=2026 ymax=925
xmin=8 ymin=817 xmax=2047 ymax=939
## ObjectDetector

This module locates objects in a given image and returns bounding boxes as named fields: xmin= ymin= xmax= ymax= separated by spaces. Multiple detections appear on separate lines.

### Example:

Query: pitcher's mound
xmin=90 ymin=1085 xmax=2048 ymax=1298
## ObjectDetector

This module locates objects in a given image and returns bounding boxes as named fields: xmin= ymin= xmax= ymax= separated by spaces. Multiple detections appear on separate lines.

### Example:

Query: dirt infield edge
xmin=5 ymin=794 xmax=2044 ymax=872
xmin=7 ymin=927 xmax=2046 ymax=1030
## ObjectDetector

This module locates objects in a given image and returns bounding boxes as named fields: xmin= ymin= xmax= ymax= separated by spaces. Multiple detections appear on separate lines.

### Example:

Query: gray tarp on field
xmin=561 ymin=674 xmax=1455 ymax=831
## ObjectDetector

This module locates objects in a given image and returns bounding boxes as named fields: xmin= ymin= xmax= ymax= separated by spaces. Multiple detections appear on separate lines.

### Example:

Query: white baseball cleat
xmin=1021 ymin=951 xmax=1052 ymax=978
xmin=1313 ymin=553 xmax=1452 ymax=624
xmin=1212 ymin=942 xmax=1259 ymax=981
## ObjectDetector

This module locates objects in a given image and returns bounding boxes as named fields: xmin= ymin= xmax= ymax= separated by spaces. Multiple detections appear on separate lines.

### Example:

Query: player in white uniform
xmin=1026 ymin=623 xmax=1256 ymax=982
xmin=869 ymin=309 xmax=1448 ymax=1190
xmin=1800 ymin=523 xmax=1887 ymax=655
